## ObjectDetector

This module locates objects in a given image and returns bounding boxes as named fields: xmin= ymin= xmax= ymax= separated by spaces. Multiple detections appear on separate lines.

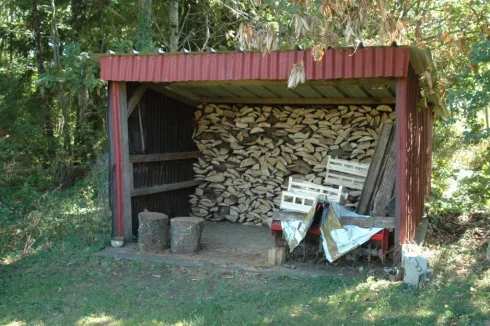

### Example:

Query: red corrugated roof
xmin=99 ymin=47 xmax=412 ymax=82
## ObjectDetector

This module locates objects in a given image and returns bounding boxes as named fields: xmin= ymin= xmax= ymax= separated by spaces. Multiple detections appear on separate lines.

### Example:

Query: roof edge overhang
xmin=93 ymin=46 xmax=447 ymax=116
xmin=95 ymin=47 xmax=413 ymax=82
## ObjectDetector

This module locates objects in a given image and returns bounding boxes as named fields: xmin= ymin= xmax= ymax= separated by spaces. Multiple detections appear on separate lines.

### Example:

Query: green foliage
xmin=426 ymin=38 xmax=490 ymax=225
xmin=449 ymin=38 xmax=490 ymax=139
xmin=0 ymin=156 xmax=111 ymax=262
xmin=135 ymin=0 xmax=153 ymax=52
xmin=426 ymin=118 xmax=490 ymax=226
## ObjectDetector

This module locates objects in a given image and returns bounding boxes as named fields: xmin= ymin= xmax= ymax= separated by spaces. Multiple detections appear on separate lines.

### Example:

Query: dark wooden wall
xmin=126 ymin=83 xmax=197 ymax=235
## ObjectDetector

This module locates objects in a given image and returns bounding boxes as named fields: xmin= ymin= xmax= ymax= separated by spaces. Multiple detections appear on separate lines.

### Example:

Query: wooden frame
xmin=127 ymin=84 xmax=148 ymax=117
xmin=129 ymin=151 xmax=200 ymax=163
xmin=195 ymin=97 xmax=395 ymax=105
xmin=280 ymin=191 xmax=318 ymax=213
xmin=131 ymin=180 xmax=204 ymax=197
xmin=324 ymin=156 xmax=370 ymax=190
xmin=288 ymin=177 xmax=343 ymax=203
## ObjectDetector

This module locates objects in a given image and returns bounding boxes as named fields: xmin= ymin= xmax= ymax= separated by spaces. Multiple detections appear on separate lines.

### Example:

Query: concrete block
xmin=402 ymin=244 xmax=430 ymax=288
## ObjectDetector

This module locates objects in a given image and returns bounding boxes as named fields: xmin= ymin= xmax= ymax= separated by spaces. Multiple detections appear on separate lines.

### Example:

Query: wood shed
xmin=94 ymin=46 xmax=446 ymax=253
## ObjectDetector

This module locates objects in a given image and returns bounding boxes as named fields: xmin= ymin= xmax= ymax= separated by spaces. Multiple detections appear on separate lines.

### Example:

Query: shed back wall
xmin=127 ymin=84 xmax=197 ymax=234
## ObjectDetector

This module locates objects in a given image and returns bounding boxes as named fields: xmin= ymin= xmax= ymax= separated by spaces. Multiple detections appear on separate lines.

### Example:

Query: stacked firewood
xmin=189 ymin=103 xmax=395 ymax=224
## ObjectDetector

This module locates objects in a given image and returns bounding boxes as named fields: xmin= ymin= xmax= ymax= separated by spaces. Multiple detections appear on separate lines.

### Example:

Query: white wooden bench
xmin=324 ymin=156 xmax=369 ymax=190
xmin=279 ymin=191 xmax=318 ymax=213
xmin=287 ymin=177 xmax=343 ymax=202
xmin=280 ymin=177 xmax=344 ymax=213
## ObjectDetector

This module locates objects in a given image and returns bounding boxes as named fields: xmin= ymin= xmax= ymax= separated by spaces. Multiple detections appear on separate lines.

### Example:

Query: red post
xmin=395 ymin=77 xmax=408 ymax=255
xmin=110 ymin=81 xmax=124 ymax=238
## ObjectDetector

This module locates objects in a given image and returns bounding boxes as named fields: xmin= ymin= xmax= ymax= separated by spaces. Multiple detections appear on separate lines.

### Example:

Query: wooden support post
xmin=118 ymin=82 xmax=133 ymax=242
xmin=395 ymin=77 xmax=408 ymax=258
xmin=127 ymin=84 xmax=148 ymax=117
xmin=108 ymin=82 xmax=119 ymax=239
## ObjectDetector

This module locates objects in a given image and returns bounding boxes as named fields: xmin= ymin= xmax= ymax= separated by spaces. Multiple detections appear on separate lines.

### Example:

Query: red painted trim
xmin=395 ymin=77 xmax=408 ymax=250
xmin=111 ymin=81 xmax=124 ymax=237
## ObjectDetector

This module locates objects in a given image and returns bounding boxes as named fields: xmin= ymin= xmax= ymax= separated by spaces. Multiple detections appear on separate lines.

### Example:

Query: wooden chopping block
xmin=170 ymin=217 xmax=205 ymax=254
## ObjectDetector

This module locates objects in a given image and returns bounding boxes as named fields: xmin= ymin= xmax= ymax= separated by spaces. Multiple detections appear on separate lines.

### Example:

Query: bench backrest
xmin=287 ymin=177 xmax=343 ymax=202
xmin=324 ymin=156 xmax=369 ymax=190
xmin=279 ymin=177 xmax=344 ymax=212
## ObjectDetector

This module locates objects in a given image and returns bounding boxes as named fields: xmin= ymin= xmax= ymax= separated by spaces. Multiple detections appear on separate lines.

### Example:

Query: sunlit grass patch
xmin=77 ymin=314 xmax=118 ymax=325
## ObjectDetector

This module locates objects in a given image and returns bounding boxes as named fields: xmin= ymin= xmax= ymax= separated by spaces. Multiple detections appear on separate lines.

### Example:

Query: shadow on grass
xmin=428 ymin=211 xmax=490 ymax=246
xmin=1 ymin=241 xmax=489 ymax=326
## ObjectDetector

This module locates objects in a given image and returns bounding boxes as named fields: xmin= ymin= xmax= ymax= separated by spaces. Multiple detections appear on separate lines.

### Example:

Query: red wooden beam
xmin=110 ymin=81 xmax=124 ymax=238
xmin=395 ymin=77 xmax=408 ymax=255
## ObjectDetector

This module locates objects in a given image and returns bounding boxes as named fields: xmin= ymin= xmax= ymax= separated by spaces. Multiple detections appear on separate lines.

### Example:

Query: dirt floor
xmin=97 ymin=221 xmax=391 ymax=279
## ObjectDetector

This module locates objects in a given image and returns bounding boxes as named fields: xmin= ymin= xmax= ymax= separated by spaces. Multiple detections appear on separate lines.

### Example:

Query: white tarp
xmin=280 ymin=201 xmax=382 ymax=262
xmin=280 ymin=199 xmax=317 ymax=252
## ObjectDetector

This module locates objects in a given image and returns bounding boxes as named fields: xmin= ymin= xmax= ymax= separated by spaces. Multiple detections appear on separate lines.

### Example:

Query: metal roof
xmin=97 ymin=47 xmax=414 ymax=82
xmin=93 ymin=46 xmax=446 ymax=115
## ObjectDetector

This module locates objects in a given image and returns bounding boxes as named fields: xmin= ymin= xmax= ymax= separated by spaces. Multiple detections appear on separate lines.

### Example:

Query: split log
xmin=191 ymin=103 xmax=396 ymax=224
xmin=170 ymin=217 xmax=205 ymax=254
xmin=138 ymin=210 xmax=169 ymax=253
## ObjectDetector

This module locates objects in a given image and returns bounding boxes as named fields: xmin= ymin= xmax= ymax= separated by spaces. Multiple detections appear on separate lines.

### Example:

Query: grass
xmin=1 ymin=235 xmax=489 ymax=325
xmin=0 ymin=159 xmax=489 ymax=325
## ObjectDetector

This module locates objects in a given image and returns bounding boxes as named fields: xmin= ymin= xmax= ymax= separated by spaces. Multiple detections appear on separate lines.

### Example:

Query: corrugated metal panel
xmin=108 ymin=81 xmax=124 ymax=238
xmin=396 ymin=64 xmax=433 ymax=248
xmin=100 ymin=48 xmax=411 ymax=82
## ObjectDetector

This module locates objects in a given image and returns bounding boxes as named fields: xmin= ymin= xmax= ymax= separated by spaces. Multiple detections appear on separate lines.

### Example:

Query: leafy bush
xmin=0 ymin=155 xmax=111 ymax=262
xmin=426 ymin=119 xmax=490 ymax=227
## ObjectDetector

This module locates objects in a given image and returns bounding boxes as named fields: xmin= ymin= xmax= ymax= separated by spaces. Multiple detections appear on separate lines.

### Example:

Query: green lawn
xmin=1 ymin=174 xmax=488 ymax=325
xmin=1 ymin=241 xmax=488 ymax=326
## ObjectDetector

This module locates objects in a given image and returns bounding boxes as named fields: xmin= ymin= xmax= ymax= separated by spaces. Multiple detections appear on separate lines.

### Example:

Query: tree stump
xmin=170 ymin=217 xmax=205 ymax=254
xmin=138 ymin=210 xmax=169 ymax=253
xmin=268 ymin=247 xmax=286 ymax=265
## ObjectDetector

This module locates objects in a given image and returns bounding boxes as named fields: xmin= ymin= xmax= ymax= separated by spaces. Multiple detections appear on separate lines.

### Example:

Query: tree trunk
xmin=169 ymin=0 xmax=179 ymax=52
xmin=136 ymin=0 xmax=153 ymax=51
xmin=485 ymin=105 xmax=489 ymax=129
xmin=32 ymin=0 xmax=56 ymax=161
xmin=51 ymin=0 xmax=71 ymax=153
xmin=75 ymin=71 xmax=89 ymax=160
